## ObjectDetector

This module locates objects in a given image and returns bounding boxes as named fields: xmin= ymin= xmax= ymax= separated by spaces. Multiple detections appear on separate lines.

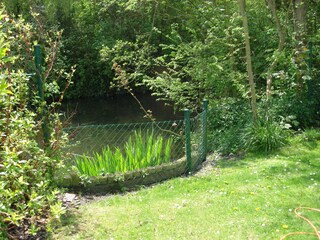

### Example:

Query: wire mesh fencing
xmin=184 ymin=99 xmax=208 ymax=173
xmin=64 ymin=119 xmax=186 ymax=160
xmin=190 ymin=111 xmax=206 ymax=171
xmin=61 ymin=100 xmax=208 ymax=192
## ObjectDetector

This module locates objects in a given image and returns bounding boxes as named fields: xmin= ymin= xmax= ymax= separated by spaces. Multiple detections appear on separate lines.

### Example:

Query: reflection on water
xmin=61 ymin=93 xmax=183 ymax=126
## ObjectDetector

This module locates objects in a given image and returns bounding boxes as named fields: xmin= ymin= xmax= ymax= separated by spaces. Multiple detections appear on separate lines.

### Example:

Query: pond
xmin=61 ymin=93 xmax=185 ymax=158
xmin=61 ymin=93 xmax=183 ymax=126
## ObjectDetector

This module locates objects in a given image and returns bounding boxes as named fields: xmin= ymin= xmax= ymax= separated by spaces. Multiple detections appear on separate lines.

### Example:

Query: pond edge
xmin=56 ymin=157 xmax=187 ymax=193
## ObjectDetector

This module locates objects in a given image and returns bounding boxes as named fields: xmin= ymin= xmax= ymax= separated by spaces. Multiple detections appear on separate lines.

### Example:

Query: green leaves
xmin=0 ymin=43 xmax=8 ymax=59
xmin=0 ymin=79 xmax=11 ymax=96
xmin=242 ymin=119 xmax=290 ymax=152
xmin=0 ymin=27 xmax=15 ymax=64
xmin=0 ymin=7 xmax=68 ymax=239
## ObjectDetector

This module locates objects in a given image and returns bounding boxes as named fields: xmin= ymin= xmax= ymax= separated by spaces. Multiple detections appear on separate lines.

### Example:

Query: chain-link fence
xmin=190 ymin=111 xmax=206 ymax=171
xmin=64 ymin=120 xmax=186 ymax=160
xmin=61 ymin=100 xmax=208 ymax=192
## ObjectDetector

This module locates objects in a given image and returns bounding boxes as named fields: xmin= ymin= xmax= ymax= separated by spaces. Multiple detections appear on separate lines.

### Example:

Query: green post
xmin=202 ymin=99 xmax=208 ymax=162
xmin=34 ymin=45 xmax=49 ymax=145
xmin=184 ymin=109 xmax=192 ymax=174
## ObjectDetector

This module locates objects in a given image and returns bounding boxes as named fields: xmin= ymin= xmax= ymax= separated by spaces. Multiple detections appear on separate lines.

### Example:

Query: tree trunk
xmin=265 ymin=0 xmax=286 ymax=122
xmin=293 ymin=0 xmax=307 ymax=37
xmin=266 ymin=0 xmax=285 ymax=51
xmin=238 ymin=0 xmax=258 ymax=122
xmin=293 ymin=0 xmax=308 ymax=95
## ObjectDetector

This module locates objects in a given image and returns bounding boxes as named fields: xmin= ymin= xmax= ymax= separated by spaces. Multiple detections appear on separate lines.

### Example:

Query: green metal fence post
xmin=34 ymin=45 xmax=49 ymax=145
xmin=202 ymin=99 xmax=208 ymax=161
xmin=184 ymin=109 xmax=192 ymax=174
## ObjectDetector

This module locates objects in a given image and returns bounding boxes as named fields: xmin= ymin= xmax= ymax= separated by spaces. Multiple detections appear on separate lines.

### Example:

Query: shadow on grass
xmin=301 ymin=140 xmax=319 ymax=150
xmin=49 ymin=210 xmax=81 ymax=239
xmin=218 ymin=140 xmax=320 ymax=171
xmin=285 ymin=174 xmax=320 ymax=187
xmin=218 ymin=151 xmax=272 ymax=169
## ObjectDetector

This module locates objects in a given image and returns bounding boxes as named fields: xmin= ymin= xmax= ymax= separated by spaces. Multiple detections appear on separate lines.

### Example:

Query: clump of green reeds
xmin=75 ymin=130 xmax=173 ymax=176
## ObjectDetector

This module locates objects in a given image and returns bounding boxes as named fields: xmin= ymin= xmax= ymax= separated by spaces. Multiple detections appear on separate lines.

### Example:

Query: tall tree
xmin=265 ymin=0 xmax=286 ymax=122
xmin=238 ymin=0 xmax=258 ymax=122
xmin=293 ymin=0 xmax=307 ymax=37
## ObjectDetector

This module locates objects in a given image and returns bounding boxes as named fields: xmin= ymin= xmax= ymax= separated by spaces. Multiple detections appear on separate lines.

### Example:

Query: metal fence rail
xmin=186 ymin=99 xmax=208 ymax=173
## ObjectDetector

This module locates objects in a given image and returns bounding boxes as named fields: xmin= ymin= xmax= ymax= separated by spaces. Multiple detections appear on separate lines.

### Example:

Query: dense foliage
xmin=0 ymin=8 xmax=71 ymax=239
xmin=2 ymin=0 xmax=320 ymax=156
xmin=1 ymin=0 xmax=320 ymax=237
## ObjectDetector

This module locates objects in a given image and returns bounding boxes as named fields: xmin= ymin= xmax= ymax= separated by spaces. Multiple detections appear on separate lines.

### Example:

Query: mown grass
xmin=53 ymin=136 xmax=320 ymax=240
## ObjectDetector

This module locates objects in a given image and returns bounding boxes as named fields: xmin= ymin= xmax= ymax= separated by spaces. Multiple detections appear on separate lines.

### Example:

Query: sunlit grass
xmin=53 ymin=135 xmax=320 ymax=240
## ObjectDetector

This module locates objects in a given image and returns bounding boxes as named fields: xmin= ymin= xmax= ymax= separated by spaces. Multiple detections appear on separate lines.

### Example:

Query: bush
xmin=301 ymin=128 xmax=320 ymax=141
xmin=207 ymin=98 xmax=250 ymax=154
xmin=242 ymin=119 xmax=290 ymax=152
xmin=0 ymin=9 xmax=70 ymax=238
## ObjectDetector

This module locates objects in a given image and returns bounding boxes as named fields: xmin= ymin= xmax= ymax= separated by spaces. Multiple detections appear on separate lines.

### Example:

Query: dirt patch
xmin=194 ymin=153 xmax=220 ymax=177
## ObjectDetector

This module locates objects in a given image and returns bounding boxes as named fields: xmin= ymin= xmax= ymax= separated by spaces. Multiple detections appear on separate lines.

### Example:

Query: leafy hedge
xmin=0 ymin=9 xmax=71 ymax=239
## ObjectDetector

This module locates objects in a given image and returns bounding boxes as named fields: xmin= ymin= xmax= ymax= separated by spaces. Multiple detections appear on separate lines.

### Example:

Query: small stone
xmin=63 ymin=193 xmax=77 ymax=202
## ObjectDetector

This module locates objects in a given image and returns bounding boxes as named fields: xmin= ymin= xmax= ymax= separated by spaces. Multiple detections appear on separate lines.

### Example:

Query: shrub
xmin=0 ymin=9 xmax=70 ymax=239
xmin=207 ymin=98 xmax=250 ymax=154
xmin=301 ymin=128 xmax=320 ymax=141
xmin=242 ymin=119 xmax=290 ymax=152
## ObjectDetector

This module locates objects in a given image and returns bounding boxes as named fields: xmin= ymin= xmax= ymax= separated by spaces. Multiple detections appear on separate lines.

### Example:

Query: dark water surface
xmin=61 ymin=93 xmax=183 ymax=126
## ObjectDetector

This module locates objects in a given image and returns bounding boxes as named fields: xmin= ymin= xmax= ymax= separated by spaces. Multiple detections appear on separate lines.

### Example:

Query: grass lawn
xmin=53 ymin=136 xmax=320 ymax=240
